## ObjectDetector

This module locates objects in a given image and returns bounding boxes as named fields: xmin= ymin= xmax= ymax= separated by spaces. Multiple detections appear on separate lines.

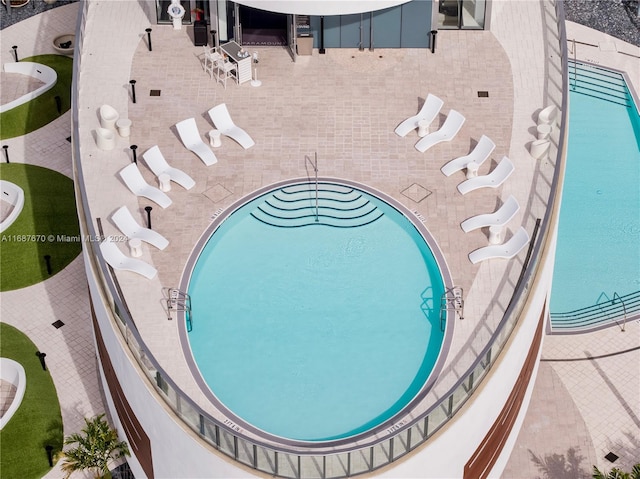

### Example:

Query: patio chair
xmin=441 ymin=135 xmax=496 ymax=177
xmin=175 ymin=118 xmax=218 ymax=166
xmin=460 ymin=195 xmax=520 ymax=233
xmin=415 ymin=109 xmax=465 ymax=153
xmin=119 ymin=163 xmax=172 ymax=209
xmin=468 ymin=227 xmax=530 ymax=264
xmin=142 ymin=145 xmax=195 ymax=190
xmin=457 ymin=156 xmax=514 ymax=195
xmin=111 ymin=205 xmax=169 ymax=250
xmin=207 ymin=103 xmax=255 ymax=149
xmin=99 ymin=236 xmax=157 ymax=279
xmin=394 ymin=94 xmax=444 ymax=138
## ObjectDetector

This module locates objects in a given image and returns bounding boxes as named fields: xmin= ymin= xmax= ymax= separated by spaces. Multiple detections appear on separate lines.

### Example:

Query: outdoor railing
xmin=70 ymin=1 xmax=570 ymax=477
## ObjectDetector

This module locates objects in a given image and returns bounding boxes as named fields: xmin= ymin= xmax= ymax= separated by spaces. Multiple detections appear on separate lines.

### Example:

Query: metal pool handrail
xmin=70 ymin=0 xmax=570 ymax=476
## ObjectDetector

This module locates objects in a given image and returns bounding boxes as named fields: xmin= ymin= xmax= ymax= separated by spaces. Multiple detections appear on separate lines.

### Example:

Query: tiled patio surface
xmin=1 ymin=2 xmax=638 ymax=478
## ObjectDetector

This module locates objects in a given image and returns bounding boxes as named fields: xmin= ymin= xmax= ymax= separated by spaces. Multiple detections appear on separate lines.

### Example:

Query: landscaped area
xmin=0 ymin=54 xmax=72 ymax=140
xmin=0 ymin=163 xmax=81 ymax=291
xmin=0 ymin=323 xmax=63 ymax=479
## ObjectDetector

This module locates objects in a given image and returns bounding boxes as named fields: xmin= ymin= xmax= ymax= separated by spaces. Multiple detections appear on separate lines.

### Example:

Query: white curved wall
xmin=234 ymin=0 xmax=412 ymax=16
xmin=0 ymin=358 xmax=27 ymax=430
xmin=1 ymin=62 xmax=57 ymax=113
xmin=0 ymin=181 xmax=25 ymax=233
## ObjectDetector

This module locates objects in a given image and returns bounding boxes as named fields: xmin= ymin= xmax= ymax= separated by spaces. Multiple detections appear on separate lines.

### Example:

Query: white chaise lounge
xmin=460 ymin=195 xmax=520 ymax=233
xmin=119 ymin=164 xmax=172 ymax=209
xmin=175 ymin=118 xmax=218 ymax=166
xmin=457 ymin=156 xmax=514 ymax=195
xmin=441 ymin=135 xmax=496 ymax=177
xmin=394 ymin=94 xmax=444 ymax=138
xmin=111 ymin=205 xmax=169 ymax=250
xmin=415 ymin=110 xmax=465 ymax=153
xmin=207 ymin=103 xmax=255 ymax=149
xmin=99 ymin=236 xmax=157 ymax=279
xmin=142 ymin=146 xmax=195 ymax=190
xmin=468 ymin=227 xmax=530 ymax=264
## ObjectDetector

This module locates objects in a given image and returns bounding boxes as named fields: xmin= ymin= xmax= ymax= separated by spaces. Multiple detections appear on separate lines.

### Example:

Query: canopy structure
xmin=233 ymin=0 xmax=412 ymax=16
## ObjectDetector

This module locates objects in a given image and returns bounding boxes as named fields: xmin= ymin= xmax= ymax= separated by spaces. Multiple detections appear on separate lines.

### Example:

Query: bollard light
xmin=12 ymin=45 xmax=18 ymax=62
xmin=430 ymin=30 xmax=438 ymax=54
xmin=130 ymin=144 xmax=138 ymax=164
xmin=145 ymin=28 xmax=153 ymax=52
xmin=129 ymin=80 xmax=137 ymax=104
xmin=36 ymin=351 xmax=47 ymax=371
xmin=44 ymin=255 xmax=52 ymax=275
xmin=2 ymin=145 xmax=8 ymax=164
xmin=145 ymin=206 xmax=153 ymax=229
xmin=45 ymin=446 xmax=54 ymax=467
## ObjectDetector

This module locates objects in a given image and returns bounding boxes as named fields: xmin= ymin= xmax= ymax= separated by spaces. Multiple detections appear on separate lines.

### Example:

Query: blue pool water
xmin=550 ymin=66 xmax=640 ymax=315
xmin=186 ymin=183 xmax=447 ymax=441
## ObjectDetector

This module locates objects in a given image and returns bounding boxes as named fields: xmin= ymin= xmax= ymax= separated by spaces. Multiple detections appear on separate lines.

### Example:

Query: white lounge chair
xmin=175 ymin=118 xmax=218 ymax=166
xmin=111 ymin=205 xmax=169 ymax=250
xmin=394 ymin=94 xmax=444 ymax=138
xmin=460 ymin=195 xmax=520 ymax=233
xmin=468 ymin=227 xmax=530 ymax=264
xmin=441 ymin=135 xmax=496 ymax=177
xmin=457 ymin=156 xmax=515 ymax=195
xmin=415 ymin=110 xmax=465 ymax=153
xmin=119 ymin=163 xmax=172 ymax=209
xmin=142 ymin=146 xmax=195 ymax=190
xmin=207 ymin=103 xmax=255 ymax=149
xmin=99 ymin=236 xmax=157 ymax=279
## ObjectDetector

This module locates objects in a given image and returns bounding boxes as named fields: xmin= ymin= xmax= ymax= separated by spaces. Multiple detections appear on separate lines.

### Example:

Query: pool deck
xmin=0 ymin=2 xmax=638 ymax=477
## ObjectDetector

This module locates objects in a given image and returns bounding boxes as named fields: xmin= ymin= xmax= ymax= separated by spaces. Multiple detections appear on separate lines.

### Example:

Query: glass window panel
xmin=348 ymin=449 xmax=370 ymax=475
xmin=278 ymin=452 xmax=299 ymax=479
xmin=201 ymin=417 xmax=218 ymax=447
xmin=219 ymin=429 xmax=235 ymax=457
xmin=427 ymin=402 xmax=449 ymax=436
xmin=408 ymin=423 xmax=426 ymax=450
xmin=372 ymin=442 xmax=390 ymax=469
xmin=451 ymin=380 xmax=470 ymax=414
xmin=326 ymin=453 xmax=350 ymax=478
xmin=236 ymin=438 xmax=254 ymax=467
xmin=393 ymin=430 xmax=410 ymax=460
xmin=179 ymin=399 xmax=200 ymax=431
xmin=461 ymin=0 xmax=486 ymax=29
xmin=256 ymin=447 xmax=277 ymax=475
xmin=299 ymin=455 xmax=323 ymax=479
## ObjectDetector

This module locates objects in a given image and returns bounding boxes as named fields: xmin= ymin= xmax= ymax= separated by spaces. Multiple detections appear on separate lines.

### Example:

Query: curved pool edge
xmin=176 ymin=177 xmax=456 ymax=450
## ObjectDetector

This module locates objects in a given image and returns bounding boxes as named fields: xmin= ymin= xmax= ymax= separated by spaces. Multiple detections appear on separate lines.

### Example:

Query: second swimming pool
xmin=183 ymin=181 xmax=450 ymax=442
xmin=551 ymin=62 xmax=640 ymax=325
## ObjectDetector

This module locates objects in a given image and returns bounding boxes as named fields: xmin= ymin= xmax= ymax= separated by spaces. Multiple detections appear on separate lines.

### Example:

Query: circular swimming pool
xmin=181 ymin=180 xmax=451 ymax=443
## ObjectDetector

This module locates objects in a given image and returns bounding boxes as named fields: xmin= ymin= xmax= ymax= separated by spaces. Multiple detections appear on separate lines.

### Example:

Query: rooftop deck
xmin=73 ymin=0 xmax=557 ymax=451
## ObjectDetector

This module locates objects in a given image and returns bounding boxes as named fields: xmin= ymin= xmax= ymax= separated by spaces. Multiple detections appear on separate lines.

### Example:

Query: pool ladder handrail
xmin=612 ymin=292 xmax=628 ymax=332
xmin=305 ymin=153 xmax=319 ymax=222
xmin=440 ymin=286 xmax=464 ymax=330
xmin=167 ymin=288 xmax=193 ymax=330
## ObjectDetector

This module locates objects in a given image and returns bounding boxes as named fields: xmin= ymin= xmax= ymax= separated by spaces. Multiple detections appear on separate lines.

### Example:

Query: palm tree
xmin=61 ymin=414 xmax=130 ymax=479
xmin=592 ymin=464 xmax=640 ymax=479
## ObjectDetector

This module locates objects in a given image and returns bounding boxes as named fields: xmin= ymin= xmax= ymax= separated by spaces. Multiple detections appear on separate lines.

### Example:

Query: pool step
xmin=550 ymin=290 xmax=640 ymax=333
xmin=251 ymin=183 xmax=384 ymax=228
xmin=568 ymin=61 xmax=633 ymax=108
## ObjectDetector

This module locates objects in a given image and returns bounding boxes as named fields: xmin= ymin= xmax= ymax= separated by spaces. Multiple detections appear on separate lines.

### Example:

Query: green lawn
xmin=0 ymin=54 xmax=73 ymax=140
xmin=0 ymin=164 xmax=82 ymax=291
xmin=0 ymin=323 xmax=64 ymax=479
